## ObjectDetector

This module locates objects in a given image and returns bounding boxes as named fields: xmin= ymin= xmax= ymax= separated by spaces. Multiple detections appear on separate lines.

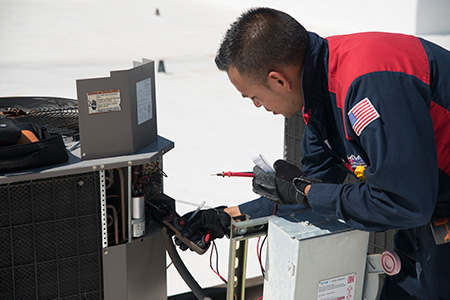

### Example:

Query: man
xmin=181 ymin=7 xmax=450 ymax=299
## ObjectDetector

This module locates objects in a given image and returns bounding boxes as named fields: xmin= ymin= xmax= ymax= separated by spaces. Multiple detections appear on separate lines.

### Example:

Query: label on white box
xmin=317 ymin=273 xmax=356 ymax=300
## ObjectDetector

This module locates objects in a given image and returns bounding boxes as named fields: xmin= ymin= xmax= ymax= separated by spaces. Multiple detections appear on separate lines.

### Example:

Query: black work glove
xmin=175 ymin=207 xmax=231 ymax=251
xmin=252 ymin=159 xmax=322 ymax=207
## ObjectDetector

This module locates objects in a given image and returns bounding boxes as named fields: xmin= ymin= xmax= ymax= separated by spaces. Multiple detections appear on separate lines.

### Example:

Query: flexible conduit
xmin=163 ymin=232 xmax=212 ymax=300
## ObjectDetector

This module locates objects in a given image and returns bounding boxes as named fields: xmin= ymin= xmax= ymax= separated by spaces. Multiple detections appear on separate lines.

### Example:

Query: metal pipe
xmin=118 ymin=168 xmax=127 ymax=243
xmin=107 ymin=204 xmax=119 ymax=245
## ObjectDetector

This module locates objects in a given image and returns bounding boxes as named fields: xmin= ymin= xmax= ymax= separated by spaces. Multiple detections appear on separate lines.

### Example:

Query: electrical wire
xmin=132 ymin=165 xmax=151 ymax=195
xmin=106 ymin=204 xmax=119 ymax=245
xmin=271 ymin=204 xmax=278 ymax=215
xmin=209 ymin=241 xmax=228 ymax=284
xmin=252 ymin=203 xmax=275 ymax=299
xmin=256 ymin=236 xmax=267 ymax=277
xmin=117 ymin=168 xmax=127 ymax=243
xmin=250 ymin=205 xmax=278 ymax=300
xmin=256 ymin=203 xmax=276 ymax=277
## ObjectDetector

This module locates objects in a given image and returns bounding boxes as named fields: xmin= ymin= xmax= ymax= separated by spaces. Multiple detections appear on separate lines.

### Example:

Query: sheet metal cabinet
xmin=263 ymin=213 xmax=369 ymax=300
xmin=0 ymin=137 xmax=173 ymax=300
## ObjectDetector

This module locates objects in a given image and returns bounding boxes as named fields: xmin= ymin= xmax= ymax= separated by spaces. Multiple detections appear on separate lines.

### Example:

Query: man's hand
xmin=175 ymin=207 xmax=231 ymax=251
xmin=252 ymin=159 xmax=321 ymax=207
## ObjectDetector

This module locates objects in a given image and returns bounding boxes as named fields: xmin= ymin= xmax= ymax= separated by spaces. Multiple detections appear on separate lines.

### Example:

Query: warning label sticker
xmin=136 ymin=77 xmax=153 ymax=125
xmin=317 ymin=273 xmax=356 ymax=300
xmin=87 ymin=89 xmax=121 ymax=114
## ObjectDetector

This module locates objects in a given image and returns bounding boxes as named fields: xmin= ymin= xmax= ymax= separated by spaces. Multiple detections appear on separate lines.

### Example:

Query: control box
xmin=77 ymin=60 xmax=157 ymax=160
xmin=263 ymin=212 xmax=369 ymax=300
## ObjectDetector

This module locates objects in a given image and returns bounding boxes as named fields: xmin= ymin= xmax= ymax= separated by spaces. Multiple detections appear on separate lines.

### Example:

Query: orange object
xmin=433 ymin=218 xmax=450 ymax=227
xmin=16 ymin=130 xmax=39 ymax=144
xmin=433 ymin=218 xmax=450 ymax=243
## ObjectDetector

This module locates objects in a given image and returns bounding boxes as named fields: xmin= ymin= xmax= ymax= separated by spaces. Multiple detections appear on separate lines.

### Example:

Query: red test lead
xmin=213 ymin=171 xmax=254 ymax=178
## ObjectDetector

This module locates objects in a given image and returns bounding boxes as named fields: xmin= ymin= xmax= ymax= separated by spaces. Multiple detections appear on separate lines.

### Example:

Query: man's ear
xmin=267 ymin=71 xmax=292 ymax=92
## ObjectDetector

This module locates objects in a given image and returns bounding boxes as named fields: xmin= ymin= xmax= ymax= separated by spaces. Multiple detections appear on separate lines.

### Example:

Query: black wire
xmin=259 ymin=235 xmax=268 ymax=277
xmin=214 ymin=242 xmax=220 ymax=276
xmin=209 ymin=241 xmax=228 ymax=284
xmin=260 ymin=235 xmax=267 ymax=253
xmin=211 ymin=241 xmax=227 ymax=284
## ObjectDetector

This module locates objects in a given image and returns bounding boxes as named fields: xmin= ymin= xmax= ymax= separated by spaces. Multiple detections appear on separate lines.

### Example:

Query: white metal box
xmin=263 ymin=211 xmax=369 ymax=300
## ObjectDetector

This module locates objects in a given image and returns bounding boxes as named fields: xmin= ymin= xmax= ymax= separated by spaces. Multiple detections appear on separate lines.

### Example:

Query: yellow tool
xmin=354 ymin=166 xmax=366 ymax=181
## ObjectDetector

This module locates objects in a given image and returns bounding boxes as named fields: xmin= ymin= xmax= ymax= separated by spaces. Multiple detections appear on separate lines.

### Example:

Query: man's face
xmin=227 ymin=66 xmax=303 ymax=118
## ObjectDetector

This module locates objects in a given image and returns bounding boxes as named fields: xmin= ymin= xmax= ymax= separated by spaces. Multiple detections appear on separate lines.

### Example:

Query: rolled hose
xmin=163 ymin=231 xmax=212 ymax=300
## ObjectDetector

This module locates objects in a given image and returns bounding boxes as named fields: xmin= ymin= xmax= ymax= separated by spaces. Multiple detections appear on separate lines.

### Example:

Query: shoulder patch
xmin=348 ymin=97 xmax=380 ymax=136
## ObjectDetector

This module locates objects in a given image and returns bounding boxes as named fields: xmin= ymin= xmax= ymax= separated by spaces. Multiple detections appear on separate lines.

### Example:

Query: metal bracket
xmin=100 ymin=170 xmax=108 ymax=248
xmin=127 ymin=165 xmax=132 ymax=243
xmin=226 ymin=215 xmax=276 ymax=300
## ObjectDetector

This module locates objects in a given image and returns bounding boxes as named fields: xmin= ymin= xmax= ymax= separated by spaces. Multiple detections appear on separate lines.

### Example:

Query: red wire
xmin=209 ymin=241 xmax=228 ymax=284
xmin=271 ymin=204 xmax=278 ymax=215
xmin=207 ymin=203 xmax=277 ymax=297
xmin=256 ymin=203 xmax=277 ymax=275
xmin=139 ymin=175 xmax=150 ymax=183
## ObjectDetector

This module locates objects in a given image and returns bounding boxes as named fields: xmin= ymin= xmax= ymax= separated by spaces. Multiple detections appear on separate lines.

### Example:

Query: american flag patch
xmin=348 ymin=98 xmax=380 ymax=136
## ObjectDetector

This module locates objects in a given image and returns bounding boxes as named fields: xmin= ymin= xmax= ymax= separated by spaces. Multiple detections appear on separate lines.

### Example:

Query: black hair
xmin=215 ymin=7 xmax=309 ymax=84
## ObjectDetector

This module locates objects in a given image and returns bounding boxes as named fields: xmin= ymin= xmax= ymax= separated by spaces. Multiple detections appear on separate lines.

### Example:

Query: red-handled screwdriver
xmin=212 ymin=171 xmax=254 ymax=178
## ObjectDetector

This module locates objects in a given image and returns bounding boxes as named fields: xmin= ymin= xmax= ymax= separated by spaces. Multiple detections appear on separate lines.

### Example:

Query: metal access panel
xmin=103 ymin=232 xmax=167 ymax=300
xmin=77 ymin=60 xmax=157 ymax=160
xmin=263 ymin=212 xmax=369 ymax=300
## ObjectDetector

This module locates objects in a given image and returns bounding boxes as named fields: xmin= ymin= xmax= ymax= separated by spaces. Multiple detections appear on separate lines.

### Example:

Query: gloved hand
xmin=175 ymin=207 xmax=231 ymax=251
xmin=252 ymin=159 xmax=321 ymax=207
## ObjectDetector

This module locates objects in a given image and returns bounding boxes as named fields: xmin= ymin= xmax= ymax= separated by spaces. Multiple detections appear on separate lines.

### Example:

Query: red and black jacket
xmin=302 ymin=32 xmax=450 ymax=231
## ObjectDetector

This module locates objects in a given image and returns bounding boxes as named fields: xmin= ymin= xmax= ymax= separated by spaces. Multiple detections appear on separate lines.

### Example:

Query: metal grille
xmin=0 ymin=172 xmax=103 ymax=300
xmin=0 ymin=96 xmax=79 ymax=140
xmin=284 ymin=113 xmax=305 ymax=168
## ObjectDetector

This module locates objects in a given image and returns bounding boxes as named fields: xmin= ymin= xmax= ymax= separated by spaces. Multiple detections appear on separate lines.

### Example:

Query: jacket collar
xmin=301 ymin=32 xmax=329 ymax=124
